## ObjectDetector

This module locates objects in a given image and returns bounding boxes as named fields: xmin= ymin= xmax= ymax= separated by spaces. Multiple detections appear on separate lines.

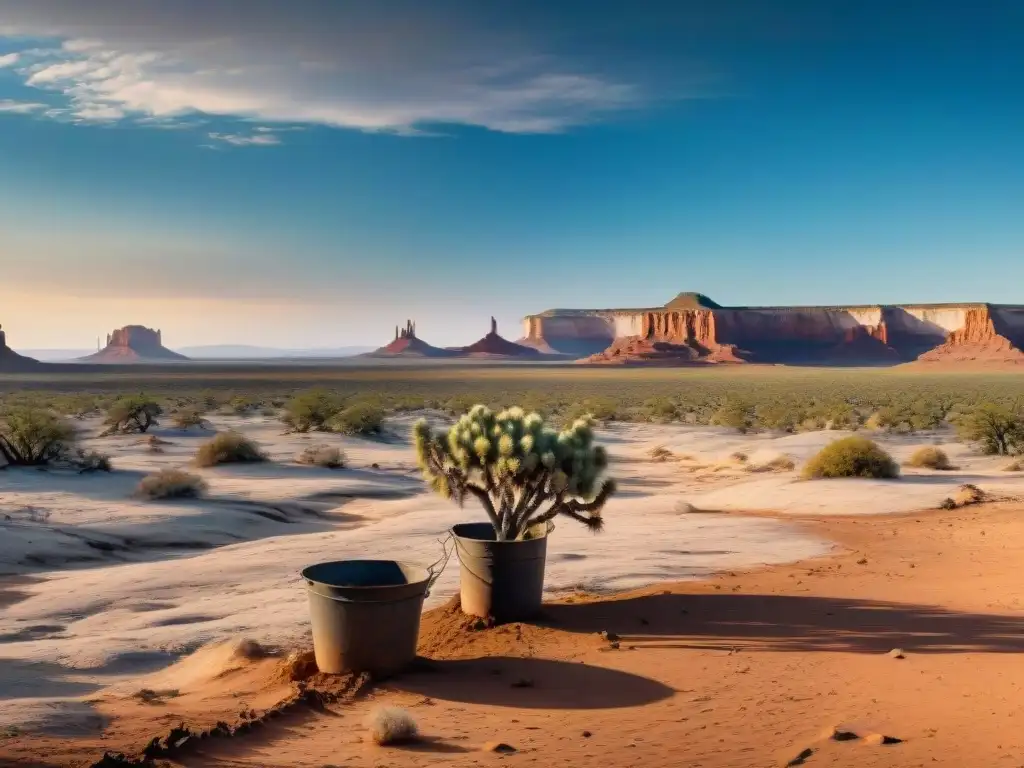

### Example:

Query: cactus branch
xmin=414 ymin=407 xmax=615 ymax=541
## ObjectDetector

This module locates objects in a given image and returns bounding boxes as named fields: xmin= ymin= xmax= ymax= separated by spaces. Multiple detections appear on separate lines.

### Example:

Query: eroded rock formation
xmin=916 ymin=306 xmax=1024 ymax=364
xmin=520 ymin=294 xmax=1024 ymax=366
xmin=365 ymin=320 xmax=458 ymax=357
xmin=81 ymin=326 xmax=189 ymax=363
xmin=0 ymin=324 xmax=41 ymax=370
xmin=458 ymin=317 xmax=540 ymax=358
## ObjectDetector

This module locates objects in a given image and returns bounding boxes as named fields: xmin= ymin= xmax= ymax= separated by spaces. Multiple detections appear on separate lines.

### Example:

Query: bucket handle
xmin=425 ymin=532 xmax=455 ymax=597
xmin=301 ymin=534 xmax=455 ymax=602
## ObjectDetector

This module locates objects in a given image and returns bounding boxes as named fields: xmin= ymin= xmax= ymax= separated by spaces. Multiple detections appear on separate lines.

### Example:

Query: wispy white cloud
xmin=208 ymin=130 xmax=280 ymax=147
xmin=0 ymin=98 xmax=44 ymax=113
xmin=0 ymin=52 xmax=18 ymax=67
xmin=0 ymin=1 xmax=670 ymax=137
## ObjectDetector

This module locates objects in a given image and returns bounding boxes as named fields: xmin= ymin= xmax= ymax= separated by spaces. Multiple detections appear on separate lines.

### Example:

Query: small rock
xmin=600 ymin=630 xmax=620 ymax=642
xmin=856 ymin=558 xmax=868 ymax=565
xmin=822 ymin=726 xmax=859 ymax=742
xmin=371 ymin=463 xmax=380 ymax=469
xmin=784 ymin=747 xmax=814 ymax=766
xmin=582 ymin=731 xmax=592 ymax=738
xmin=888 ymin=648 xmax=905 ymax=659
xmin=864 ymin=733 xmax=903 ymax=746
xmin=483 ymin=742 xmax=517 ymax=754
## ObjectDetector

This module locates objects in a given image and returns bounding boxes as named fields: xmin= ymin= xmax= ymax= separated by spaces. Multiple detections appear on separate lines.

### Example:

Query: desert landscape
xmin=1 ymin=2 xmax=1020 ymax=765
xmin=3 ymin=363 xmax=1024 ymax=767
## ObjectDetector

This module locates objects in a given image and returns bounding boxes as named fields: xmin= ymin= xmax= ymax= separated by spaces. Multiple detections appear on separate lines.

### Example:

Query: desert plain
xmin=3 ymin=365 xmax=1024 ymax=767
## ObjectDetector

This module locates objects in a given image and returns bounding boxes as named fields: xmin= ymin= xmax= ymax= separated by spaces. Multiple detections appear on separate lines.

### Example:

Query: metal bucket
xmin=452 ymin=522 xmax=548 ymax=622
xmin=302 ymin=559 xmax=430 ymax=677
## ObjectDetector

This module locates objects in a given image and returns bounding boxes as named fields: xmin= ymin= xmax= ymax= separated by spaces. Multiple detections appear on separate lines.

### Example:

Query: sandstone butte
xmin=0 ymin=323 xmax=41 ymax=371
xmin=364 ymin=320 xmax=460 ymax=358
xmin=366 ymin=318 xmax=539 ymax=359
xmin=80 ymin=326 xmax=190 ymax=364
xmin=517 ymin=292 xmax=1024 ymax=366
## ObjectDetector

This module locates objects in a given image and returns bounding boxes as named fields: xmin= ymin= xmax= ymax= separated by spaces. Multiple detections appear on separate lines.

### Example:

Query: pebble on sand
xmin=483 ymin=741 xmax=517 ymax=753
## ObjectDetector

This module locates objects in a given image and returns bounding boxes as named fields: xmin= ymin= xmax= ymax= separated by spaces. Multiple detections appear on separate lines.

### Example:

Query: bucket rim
xmin=301 ymin=559 xmax=432 ymax=589
xmin=451 ymin=521 xmax=549 ymax=544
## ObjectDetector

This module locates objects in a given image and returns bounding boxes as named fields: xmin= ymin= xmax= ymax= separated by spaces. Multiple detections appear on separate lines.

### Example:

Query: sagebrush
xmin=194 ymin=432 xmax=268 ymax=467
xmin=136 ymin=469 xmax=208 ymax=500
xmin=801 ymin=436 xmax=899 ymax=480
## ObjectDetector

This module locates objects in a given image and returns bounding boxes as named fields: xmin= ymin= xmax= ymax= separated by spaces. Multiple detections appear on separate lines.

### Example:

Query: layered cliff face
xmin=81 ymin=326 xmax=189 ymax=363
xmin=523 ymin=295 xmax=1024 ymax=366
xmin=916 ymin=306 xmax=1024 ymax=364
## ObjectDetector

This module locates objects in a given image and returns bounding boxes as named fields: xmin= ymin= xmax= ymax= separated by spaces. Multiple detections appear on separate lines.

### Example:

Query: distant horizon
xmin=2 ymin=2 xmax=1022 ymax=348
xmin=11 ymin=289 xmax=1024 ymax=353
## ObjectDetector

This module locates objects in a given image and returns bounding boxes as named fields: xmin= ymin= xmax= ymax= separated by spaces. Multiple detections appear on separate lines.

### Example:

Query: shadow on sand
xmin=539 ymin=593 xmax=1024 ymax=654
xmin=390 ymin=655 xmax=674 ymax=708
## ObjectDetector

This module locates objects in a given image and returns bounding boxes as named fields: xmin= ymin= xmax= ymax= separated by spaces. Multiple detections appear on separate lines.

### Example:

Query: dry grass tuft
xmin=194 ymin=431 xmax=267 ymax=467
xmin=905 ymin=446 xmax=953 ymax=470
xmin=953 ymin=483 xmax=985 ymax=507
xmin=366 ymin=706 xmax=419 ymax=746
xmin=135 ymin=468 xmax=208 ymax=500
xmin=297 ymin=444 xmax=346 ymax=469
xmin=1003 ymin=460 xmax=1023 ymax=472
xmin=746 ymin=454 xmax=796 ymax=473
xmin=648 ymin=445 xmax=675 ymax=462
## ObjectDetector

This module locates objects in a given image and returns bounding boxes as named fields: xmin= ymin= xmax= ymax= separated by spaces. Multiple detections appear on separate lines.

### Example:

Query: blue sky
xmin=1 ymin=1 xmax=1023 ymax=348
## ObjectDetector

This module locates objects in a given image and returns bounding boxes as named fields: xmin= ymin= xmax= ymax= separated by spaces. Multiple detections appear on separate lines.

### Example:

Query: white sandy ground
xmin=3 ymin=413 xmax=1024 ymax=734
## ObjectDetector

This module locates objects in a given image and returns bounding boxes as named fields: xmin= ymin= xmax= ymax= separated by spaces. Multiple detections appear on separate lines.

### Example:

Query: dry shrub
xmin=801 ymin=436 xmax=899 ymax=480
xmin=172 ymin=408 xmax=208 ymax=430
xmin=330 ymin=403 xmax=385 ymax=436
xmin=297 ymin=444 xmax=346 ymax=469
xmin=1003 ymin=460 xmax=1023 ymax=472
xmin=864 ymin=411 xmax=886 ymax=431
xmin=747 ymin=454 xmax=796 ymax=473
xmin=194 ymin=431 xmax=267 ymax=467
xmin=74 ymin=449 xmax=112 ymax=473
xmin=136 ymin=469 xmax=208 ymax=500
xmin=905 ymin=446 xmax=953 ymax=470
xmin=103 ymin=396 xmax=162 ymax=435
xmin=0 ymin=408 xmax=76 ymax=466
xmin=648 ymin=445 xmax=674 ymax=463
xmin=730 ymin=451 xmax=748 ymax=463
xmin=953 ymin=483 xmax=985 ymax=507
xmin=144 ymin=434 xmax=171 ymax=454
xmin=366 ymin=706 xmax=418 ymax=746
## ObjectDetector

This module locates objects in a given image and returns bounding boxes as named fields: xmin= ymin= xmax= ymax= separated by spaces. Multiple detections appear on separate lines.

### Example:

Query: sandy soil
xmin=4 ymin=500 xmax=1024 ymax=767
xmin=5 ymin=414 xmax=1024 ymax=766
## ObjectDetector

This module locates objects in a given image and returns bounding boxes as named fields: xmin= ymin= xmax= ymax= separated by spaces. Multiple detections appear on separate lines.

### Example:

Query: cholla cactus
xmin=413 ymin=405 xmax=616 ymax=541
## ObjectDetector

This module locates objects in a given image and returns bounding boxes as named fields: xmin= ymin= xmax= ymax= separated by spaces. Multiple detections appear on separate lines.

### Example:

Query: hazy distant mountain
xmin=175 ymin=344 xmax=374 ymax=359
xmin=17 ymin=349 xmax=94 ymax=361
xmin=18 ymin=344 xmax=374 ymax=361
